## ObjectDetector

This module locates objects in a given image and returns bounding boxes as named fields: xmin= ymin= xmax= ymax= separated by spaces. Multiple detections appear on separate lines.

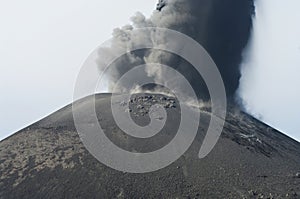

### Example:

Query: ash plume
xmin=97 ymin=0 xmax=255 ymax=100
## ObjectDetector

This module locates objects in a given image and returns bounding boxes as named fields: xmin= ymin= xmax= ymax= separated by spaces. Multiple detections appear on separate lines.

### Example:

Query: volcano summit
xmin=0 ymin=0 xmax=300 ymax=198
xmin=0 ymin=93 xmax=300 ymax=198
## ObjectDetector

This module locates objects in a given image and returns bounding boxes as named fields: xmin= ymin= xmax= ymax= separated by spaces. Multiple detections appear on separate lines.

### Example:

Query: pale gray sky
xmin=0 ymin=0 xmax=299 ymax=141
xmin=239 ymin=0 xmax=300 ymax=141
xmin=0 ymin=0 xmax=156 ymax=140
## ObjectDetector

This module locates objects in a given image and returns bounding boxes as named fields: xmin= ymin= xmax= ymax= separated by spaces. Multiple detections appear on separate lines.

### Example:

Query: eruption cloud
xmin=97 ymin=0 xmax=255 ymax=100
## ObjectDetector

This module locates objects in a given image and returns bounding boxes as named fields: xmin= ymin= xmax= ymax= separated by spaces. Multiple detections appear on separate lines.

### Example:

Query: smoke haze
xmin=97 ymin=0 xmax=255 ymax=100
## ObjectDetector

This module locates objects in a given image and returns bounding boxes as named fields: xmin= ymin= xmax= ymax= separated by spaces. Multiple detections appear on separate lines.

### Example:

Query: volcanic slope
xmin=0 ymin=93 xmax=299 ymax=199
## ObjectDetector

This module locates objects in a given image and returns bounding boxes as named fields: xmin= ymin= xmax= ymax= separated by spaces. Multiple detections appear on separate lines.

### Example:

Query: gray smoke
xmin=97 ymin=0 xmax=255 ymax=100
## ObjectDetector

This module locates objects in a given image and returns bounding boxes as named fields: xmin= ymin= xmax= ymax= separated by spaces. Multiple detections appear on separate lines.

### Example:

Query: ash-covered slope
xmin=0 ymin=93 xmax=299 ymax=199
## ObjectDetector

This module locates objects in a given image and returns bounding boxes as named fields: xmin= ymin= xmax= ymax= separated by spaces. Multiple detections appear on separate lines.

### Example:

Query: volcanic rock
xmin=0 ymin=93 xmax=299 ymax=199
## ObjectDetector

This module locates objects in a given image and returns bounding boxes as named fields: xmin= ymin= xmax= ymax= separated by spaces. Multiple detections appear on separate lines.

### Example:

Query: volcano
xmin=0 ymin=93 xmax=299 ymax=199
xmin=1 ymin=0 xmax=300 ymax=198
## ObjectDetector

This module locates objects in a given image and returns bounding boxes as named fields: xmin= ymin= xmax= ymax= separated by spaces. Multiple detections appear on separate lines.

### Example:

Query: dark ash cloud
xmin=97 ymin=0 xmax=255 ymax=100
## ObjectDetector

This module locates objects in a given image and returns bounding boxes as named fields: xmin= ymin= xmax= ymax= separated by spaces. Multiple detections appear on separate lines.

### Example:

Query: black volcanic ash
xmin=97 ymin=0 xmax=255 ymax=100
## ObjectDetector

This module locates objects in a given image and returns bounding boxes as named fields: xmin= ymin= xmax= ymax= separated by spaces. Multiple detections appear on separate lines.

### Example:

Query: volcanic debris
xmin=120 ymin=95 xmax=177 ymax=117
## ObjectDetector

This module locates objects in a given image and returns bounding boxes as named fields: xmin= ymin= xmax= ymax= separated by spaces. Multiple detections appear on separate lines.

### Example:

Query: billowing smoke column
xmin=97 ymin=0 xmax=255 ymax=100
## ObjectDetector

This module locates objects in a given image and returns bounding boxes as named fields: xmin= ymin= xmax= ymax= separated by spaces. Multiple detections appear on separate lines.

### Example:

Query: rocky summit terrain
xmin=0 ymin=93 xmax=300 ymax=199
